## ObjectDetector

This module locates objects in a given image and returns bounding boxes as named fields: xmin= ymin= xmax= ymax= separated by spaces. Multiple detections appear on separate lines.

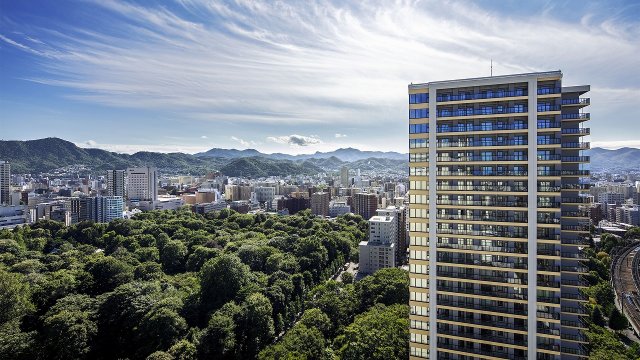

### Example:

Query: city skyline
xmin=1 ymin=0 xmax=640 ymax=154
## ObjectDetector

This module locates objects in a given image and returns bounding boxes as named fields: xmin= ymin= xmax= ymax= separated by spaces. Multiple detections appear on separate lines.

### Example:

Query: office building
xmin=408 ymin=71 xmax=591 ymax=359
xmin=597 ymin=192 xmax=625 ymax=206
xmin=341 ymin=166 xmax=350 ymax=187
xmin=359 ymin=214 xmax=397 ymax=274
xmin=0 ymin=161 xmax=10 ymax=205
xmin=106 ymin=170 xmax=126 ymax=197
xmin=311 ymin=191 xmax=330 ymax=217
xmin=126 ymin=167 xmax=158 ymax=202
xmin=329 ymin=201 xmax=351 ymax=217
xmin=89 ymin=196 xmax=124 ymax=223
xmin=353 ymin=192 xmax=378 ymax=220
xmin=255 ymin=186 xmax=276 ymax=203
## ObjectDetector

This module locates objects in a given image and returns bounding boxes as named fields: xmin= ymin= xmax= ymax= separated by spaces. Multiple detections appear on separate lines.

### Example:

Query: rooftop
xmin=408 ymin=70 xmax=562 ymax=89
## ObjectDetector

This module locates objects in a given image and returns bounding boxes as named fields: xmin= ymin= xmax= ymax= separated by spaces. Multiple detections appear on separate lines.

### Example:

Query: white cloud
xmin=592 ymin=140 xmax=640 ymax=149
xmin=334 ymin=133 xmax=347 ymax=138
xmin=200 ymin=135 xmax=208 ymax=139
xmin=84 ymin=139 xmax=97 ymax=147
xmin=2 ymin=1 xmax=640 ymax=149
xmin=267 ymin=134 xmax=322 ymax=146
xmin=75 ymin=140 xmax=208 ymax=154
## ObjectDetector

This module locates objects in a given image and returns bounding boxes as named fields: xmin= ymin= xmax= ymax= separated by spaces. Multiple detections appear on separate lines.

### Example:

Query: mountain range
xmin=0 ymin=138 xmax=638 ymax=176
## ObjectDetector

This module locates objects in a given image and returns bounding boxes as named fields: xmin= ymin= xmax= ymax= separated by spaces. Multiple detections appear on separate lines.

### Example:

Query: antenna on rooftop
xmin=490 ymin=59 xmax=493 ymax=77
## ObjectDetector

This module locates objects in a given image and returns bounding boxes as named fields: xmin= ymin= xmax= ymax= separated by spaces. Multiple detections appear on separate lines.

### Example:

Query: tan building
xmin=311 ymin=191 xmax=330 ymax=217
xmin=408 ymin=71 xmax=591 ymax=359
xmin=352 ymin=192 xmax=378 ymax=220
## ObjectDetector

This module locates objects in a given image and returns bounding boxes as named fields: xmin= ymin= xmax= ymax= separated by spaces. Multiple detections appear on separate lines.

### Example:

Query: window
xmin=410 ymin=123 xmax=429 ymax=133
xmin=410 ymin=108 xmax=429 ymax=119
xmin=409 ymin=93 xmax=428 ymax=104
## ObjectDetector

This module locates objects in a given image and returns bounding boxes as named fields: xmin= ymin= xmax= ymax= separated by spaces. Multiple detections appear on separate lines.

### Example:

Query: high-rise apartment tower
xmin=408 ymin=71 xmax=590 ymax=360
xmin=107 ymin=170 xmax=126 ymax=197
xmin=0 ymin=161 xmax=9 ymax=205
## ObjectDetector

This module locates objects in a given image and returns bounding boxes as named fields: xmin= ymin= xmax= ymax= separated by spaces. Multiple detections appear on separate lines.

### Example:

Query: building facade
xmin=106 ymin=170 xmax=126 ymax=197
xmin=126 ymin=167 xmax=158 ymax=202
xmin=311 ymin=191 xmax=330 ymax=217
xmin=352 ymin=192 xmax=378 ymax=221
xmin=408 ymin=71 xmax=591 ymax=359
xmin=0 ymin=161 xmax=10 ymax=205
xmin=359 ymin=214 xmax=397 ymax=274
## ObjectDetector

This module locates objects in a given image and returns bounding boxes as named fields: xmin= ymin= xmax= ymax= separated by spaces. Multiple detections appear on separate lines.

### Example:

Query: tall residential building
xmin=377 ymin=205 xmax=408 ymax=265
xmin=311 ymin=191 xmax=330 ymax=217
xmin=106 ymin=170 xmax=126 ymax=197
xmin=89 ymin=196 xmax=124 ymax=223
xmin=126 ymin=167 xmax=158 ymax=202
xmin=0 ymin=161 xmax=10 ymax=205
xmin=408 ymin=71 xmax=591 ymax=360
xmin=359 ymin=214 xmax=397 ymax=274
xmin=340 ymin=166 xmax=350 ymax=187
xmin=352 ymin=192 xmax=378 ymax=220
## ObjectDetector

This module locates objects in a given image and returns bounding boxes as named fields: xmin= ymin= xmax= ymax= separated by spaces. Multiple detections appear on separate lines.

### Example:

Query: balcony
xmin=562 ymin=265 xmax=588 ymax=273
xmin=437 ymin=312 xmax=528 ymax=330
xmin=437 ymin=297 xmax=527 ymax=316
xmin=538 ymin=87 xmax=561 ymax=95
xmin=561 ymin=333 xmax=588 ymax=343
xmin=437 ymin=106 xmax=527 ymax=118
xmin=561 ymin=170 xmax=590 ymax=176
xmin=537 ymin=122 xmax=562 ymax=129
xmin=538 ymin=185 xmax=561 ymax=192
xmin=561 ymin=183 xmax=591 ymax=190
xmin=562 ymin=278 xmax=590 ymax=288
xmin=562 ymin=237 xmax=591 ymax=246
xmin=437 ymin=342 xmax=522 ymax=360
xmin=538 ymin=154 xmax=562 ymax=161
xmin=538 ymin=201 xmax=561 ymax=208
xmin=561 ymin=98 xmax=590 ymax=106
xmin=538 ymin=343 xmax=561 ymax=352
xmin=561 ymin=345 xmax=589 ymax=356
xmin=436 ymin=170 xmax=528 ymax=177
xmin=437 ymin=140 xmax=528 ymax=148
xmin=437 ymin=326 xmax=527 ymax=347
xmin=437 ymin=258 xmax=528 ymax=271
xmin=437 ymin=200 xmax=528 ymax=207
xmin=437 ymin=214 xmax=527 ymax=223
xmin=561 ymin=211 xmax=589 ymax=218
xmin=438 ymin=243 xmax=528 ymax=255
xmin=537 ymin=138 xmax=562 ymax=145
xmin=562 ymin=113 xmax=590 ymax=120
xmin=561 ymin=156 xmax=590 ymax=163
xmin=538 ymin=264 xmax=561 ymax=272
xmin=537 ymin=105 xmax=562 ymax=112
xmin=561 ymin=197 xmax=591 ymax=204
xmin=561 ymin=128 xmax=590 ymax=136
xmin=562 ymin=291 xmax=588 ymax=301
xmin=538 ymin=295 xmax=561 ymax=304
xmin=437 ymin=89 xmax=527 ymax=102
xmin=536 ymin=325 xmax=561 ymax=335
xmin=437 ymin=156 xmax=529 ymax=162
xmin=436 ymin=228 xmax=527 ymax=239
xmin=438 ymin=270 xmax=527 ymax=285
xmin=561 ymin=225 xmax=590 ymax=232
xmin=437 ymin=185 xmax=528 ymax=192
xmin=561 ymin=142 xmax=590 ymax=149
xmin=561 ymin=252 xmax=588 ymax=260
xmin=437 ymin=123 xmax=528 ymax=133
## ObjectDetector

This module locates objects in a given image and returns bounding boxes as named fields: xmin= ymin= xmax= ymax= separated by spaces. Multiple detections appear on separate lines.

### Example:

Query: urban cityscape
xmin=1 ymin=1 xmax=640 ymax=360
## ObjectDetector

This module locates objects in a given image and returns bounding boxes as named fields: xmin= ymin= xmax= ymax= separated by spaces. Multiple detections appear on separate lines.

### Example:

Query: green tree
xmin=160 ymin=240 xmax=187 ymax=274
xmin=355 ymin=268 xmax=409 ymax=311
xmin=86 ymin=255 xmax=133 ymax=294
xmin=237 ymin=293 xmax=275 ymax=358
xmin=258 ymin=324 xmax=326 ymax=360
xmin=199 ymin=254 xmax=250 ymax=312
xmin=42 ymin=294 xmax=98 ymax=360
xmin=334 ymin=304 xmax=409 ymax=360
xmin=197 ymin=302 xmax=240 ymax=359
xmin=0 ymin=270 xmax=33 ymax=325
xmin=299 ymin=308 xmax=332 ymax=337
xmin=137 ymin=307 xmax=188 ymax=356
xmin=168 ymin=339 xmax=197 ymax=360
xmin=592 ymin=306 xmax=605 ymax=327
xmin=185 ymin=246 xmax=219 ymax=272
xmin=608 ymin=307 xmax=629 ymax=331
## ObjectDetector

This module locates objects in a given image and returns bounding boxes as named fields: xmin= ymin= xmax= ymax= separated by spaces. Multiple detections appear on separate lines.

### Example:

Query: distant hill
xmin=197 ymin=146 xmax=407 ymax=161
xmin=219 ymin=157 xmax=324 ymax=177
xmin=0 ymin=138 xmax=225 ymax=174
xmin=589 ymin=147 xmax=640 ymax=170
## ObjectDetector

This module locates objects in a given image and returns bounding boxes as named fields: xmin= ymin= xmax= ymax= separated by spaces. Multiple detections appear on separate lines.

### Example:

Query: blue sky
xmin=1 ymin=0 xmax=639 ymax=154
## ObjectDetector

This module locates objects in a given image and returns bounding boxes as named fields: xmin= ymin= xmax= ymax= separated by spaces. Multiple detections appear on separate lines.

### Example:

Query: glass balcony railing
xmin=561 ymin=170 xmax=590 ymax=176
xmin=561 ymin=128 xmax=590 ymax=135
xmin=436 ymin=228 xmax=527 ymax=238
xmin=437 ymin=140 xmax=528 ymax=148
xmin=436 ymin=214 xmax=527 ymax=223
xmin=437 ymin=270 xmax=527 ymax=285
xmin=436 ymin=171 xmax=528 ymax=177
xmin=537 ymin=138 xmax=562 ymax=145
xmin=437 ymin=185 xmax=528 ymax=191
xmin=561 ymin=156 xmax=590 ymax=162
xmin=537 ymin=122 xmax=562 ymax=129
xmin=561 ymin=98 xmax=590 ymax=106
xmin=437 ymin=89 xmax=527 ymax=102
xmin=437 ymin=297 xmax=527 ymax=315
xmin=562 ymin=113 xmax=590 ymax=120
xmin=538 ymin=87 xmax=561 ymax=95
xmin=436 ymin=123 xmax=528 ymax=132
xmin=437 ymin=106 xmax=527 ymax=117
xmin=561 ymin=197 xmax=590 ymax=204
xmin=561 ymin=142 xmax=590 ymax=149
xmin=437 ymin=200 xmax=528 ymax=207
xmin=438 ymin=156 xmax=529 ymax=162
xmin=537 ymin=105 xmax=562 ymax=112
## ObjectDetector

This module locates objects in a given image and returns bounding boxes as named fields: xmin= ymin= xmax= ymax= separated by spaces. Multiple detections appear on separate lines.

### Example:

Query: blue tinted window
xmin=410 ymin=93 xmax=429 ymax=104
xmin=409 ymin=108 xmax=429 ymax=119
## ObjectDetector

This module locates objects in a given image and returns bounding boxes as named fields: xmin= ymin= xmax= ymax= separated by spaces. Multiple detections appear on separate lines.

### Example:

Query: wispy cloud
xmin=592 ymin=140 xmax=640 ymax=149
xmin=267 ymin=134 xmax=322 ymax=147
xmin=2 ymin=0 xmax=640 ymax=150
xmin=335 ymin=133 xmax=347 ymax=138
xmin=76 ymin=140 xmax=208 ymax=154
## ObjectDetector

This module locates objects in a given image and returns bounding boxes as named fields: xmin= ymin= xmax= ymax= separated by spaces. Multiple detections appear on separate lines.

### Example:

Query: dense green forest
xmin=584 ymin=228 xmax=640 ymax=359
xmin=0 ymin=208 xmax=409 ymax=360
